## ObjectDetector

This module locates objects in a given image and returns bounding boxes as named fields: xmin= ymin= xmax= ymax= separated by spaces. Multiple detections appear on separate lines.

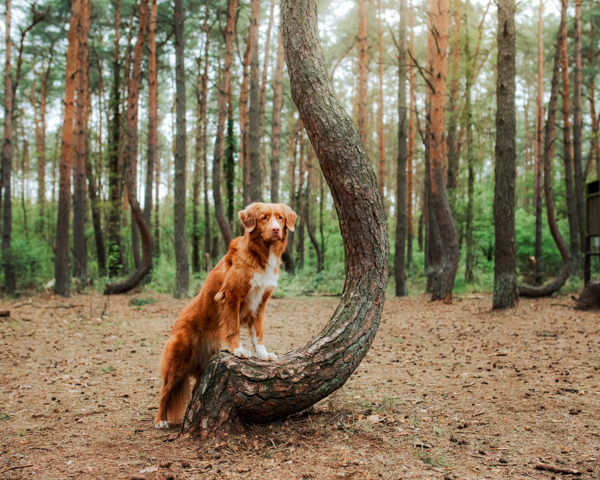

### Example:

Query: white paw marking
xmin=255 ymin=344 xmax=277 ymax=361
xmin=233 ymin=346 xmax=252 ymax=359
xmin=154 ymin=420 xmax=169 ymax=429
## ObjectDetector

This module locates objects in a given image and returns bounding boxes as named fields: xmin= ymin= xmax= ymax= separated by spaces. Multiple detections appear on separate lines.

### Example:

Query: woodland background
xmin=0 ymin=0 xmax=599 ymax=299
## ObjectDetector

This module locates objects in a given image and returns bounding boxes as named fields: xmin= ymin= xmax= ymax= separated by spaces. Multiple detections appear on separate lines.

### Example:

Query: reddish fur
xmin=155 ymin=203 xmax=296 ymax=426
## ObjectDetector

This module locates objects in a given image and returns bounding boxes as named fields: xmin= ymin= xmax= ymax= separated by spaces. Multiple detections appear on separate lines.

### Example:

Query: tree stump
xmin=574 ymin=281 xmax=600 ymax=310
xmin=180 ymin=0 xmax=389 ymax=440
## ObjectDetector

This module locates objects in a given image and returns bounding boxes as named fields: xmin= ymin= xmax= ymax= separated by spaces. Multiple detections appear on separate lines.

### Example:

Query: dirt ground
xmin=0 ymin=290 xmax=599 ymax=480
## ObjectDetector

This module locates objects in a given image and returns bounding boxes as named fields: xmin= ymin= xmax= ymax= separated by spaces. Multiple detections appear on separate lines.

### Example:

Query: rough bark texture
xmin=104 ymin=0 xmax=153 ymax=295
xmin=492 ymin=0 xmax=517 ymax=309
xmin=240 ymin=32 xmax=252 ymax=208
xmin=395 ymin=0 xmax=408 ymax=297
xmin=357 ymin=0 xmax=368 ymax=145
xmin=225 ymin=89 xmax=235 ymax=228
xmin=377 ymin=0 xmax=385 ymax=201
xmin=259 ymin=0 xmax=275 ymax=144
xmin=560 ymin=0 xmax=579 ymax=277
xmin=407 ymin=1 xmax=415 ymax=277
xmin=305 ymin=147 xmax=323 ymax=272
xmin=212 ymin=0 xmax=237 ymax=248
xmin=173 ymin=0 xmax=189 ymax=299
xmin=572 ymin=0 xmax=585 ymax=251
xmin=73 ymin=0 xmax=90 ymax=283
xmin=248 ymin=0 xmax=261 ymax=202
xmin=533 ymin=0 xmax=544 ymax=285
xmin=519 ymin=8 xmax=572 ymax=298
xmin=182 ymin=0 xmax=389 ymax=438
xmin=107 ymin=0 xmax=123 ymax=277
xmin=54 ymin=0 xmax=81 ymax=297
xmin=145 ymin=0 xmax=158 ymax=254
xmin=426 ymin=0 xmax=459 ymax=302
xmin=446 ymin=0 xmax=461 ymax=207
xmin=270 ymin=27 xmax=284 ymax=204
xmin=464 ymin=10 xmax=474 ymax=284
xmin=574 ymin=282 xmax=600 ymax=310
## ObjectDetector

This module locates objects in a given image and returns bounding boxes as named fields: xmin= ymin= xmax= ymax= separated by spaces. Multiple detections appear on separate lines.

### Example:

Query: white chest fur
xmin=245 ymin=249 xmax=279 ymax=316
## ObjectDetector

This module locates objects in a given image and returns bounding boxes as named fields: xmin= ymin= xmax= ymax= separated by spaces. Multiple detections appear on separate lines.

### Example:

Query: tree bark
xmin=574 ymin=281 xmax=600 ymax=310
xmin=259 ymin=0 xmax=275 ymax=142
xmin=270 ymin=27 xmax=284 ymax=203
xmin=104 ymin=0 xmax=153 ymax=295
xmin=572 ymin=0 xmax=585 ymax=252
xmin=357 ymin=0 xmax=368 ymax=145
xmin=181 ymin=0 xmax=389 ymax=438
xmin=426 ymin=0 xmax=459 ymax=302
xmin=173 ymin=0 xmax=189 ymax=298
xmin=107 ymin=0 xmax=123 ymax=277
xmin=533 ymin=0 xmax=544 ymax=285
xmin=225 ymin=88 xmax=235 ymax=228
xmin=560 ymin=0 xmax=579 ymax=277
xmin=305 ymin=146 xmax=322 ymax=272
xmin=249 ymin=0 xmax=262 ymax=202
xmin=201 ymin=23 xmax=211 ymax=269
xmin=54 ymin=0 xmax=81 ymax=297
xmin=519 ymin=6 xmax=572 ymax=298
xmin=240 ymin=31 xmax=252 ymax=207
xmin=446 ymin=0 xmax=461 ymax=209
xmin=395 ymin=0 xmax=408 ymax=297
xmin=407 ymin=1 xmax=415 ymax=278
xmin=464 ymin=8 xmax=474 ymax=284
xmin=297 ymin=128 xmax=305 ymax=269
xmin=73 ymin=0 xmax=91 ymax=284
xmin=377 ymin=0 xmax=385 ymax=201
xmin=492 ymin=0 xmax=517 ymax=309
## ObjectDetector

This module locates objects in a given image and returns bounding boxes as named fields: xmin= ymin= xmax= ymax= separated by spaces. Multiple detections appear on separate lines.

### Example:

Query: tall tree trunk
xmin=54 ymin=0 xmax=81 ymax=297
xmin=21 ymin=138 xmax=29 ymax=240
xmin=591 ymin=81 xmax=600 ymax=181
xmin=104 ymin=0 xmax=153 ymax=295
xmin=173 ymin=0 xmax=189 ymax=298
xmin=572 ymin=0 xmax=585 ymax=253
xmin=395 ymin=0 xmax=408 ymax=297
xmin=560 ymin=0 xmax=580 ymax=277
xmin=426 ymin=0 xmax=459 ymax=302
xmin=212 ymin=0 xmax=237 ymax=248
xmin=145 ymin=0 xmax=157 ymax=264
xmin=519 ymin=4 xmax=572 ymax=297
xmin=464 ymin=8 xmax=474 ymax=284
xmin=523 ymin=91 xmax=531 ymax=208
xmin=377 ymin=0 xmax=385 ymax=201
xmin=201 ymin=19 xmax=211 ymax=270
xmin=249 ymin=0 xmax=262 ymax=202
xmin=305 ymin=146 xmax=322 ymax=271
xmin=240 ymin=32 xmax=252 ymax=207
xmin=86 ymin=142 xmax=107 ymax=277
xmin=533 ymin=0 xmax=544 ymax=285
xmin=73 ymin=0 xmax=91 ymax=284
xmin=357 ymin=0 xmax=368 ymax=145
xmin=406 ymin=0 xmax=415 ymax=278
xmin=182 ymin=0 xmax=389 ymax=438
xmin=270 ymin=27 xmax=284 ymax=203
xmin=1 ymin=0 xmax=11 ymax=292
xmin=282 ymin=115 xmax=297 ymax=273
xmin=259 ymin=0 xmax=275 ymax=142
xmin=108 ymin=0 xmax=123 ymax=277
xmin=446 ymin=0 xmax=461 ymax=210
xmin=154 ymin=144 xmax=161 ymax=258
xmin=492 ymin=0 xmax=517 ymax=309
xmin=297 ymin=128 xmax=305 ymax=269
xmin=225 ymin=87 xmax=235 ymax=229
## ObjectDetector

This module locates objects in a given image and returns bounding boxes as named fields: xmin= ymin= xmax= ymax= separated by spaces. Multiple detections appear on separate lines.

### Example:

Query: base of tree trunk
xmin=574 ymin=281 xmax=600 ymax=310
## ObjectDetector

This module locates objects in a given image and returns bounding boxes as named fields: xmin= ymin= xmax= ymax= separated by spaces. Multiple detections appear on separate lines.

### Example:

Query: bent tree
xmin=181 ymin=0 xmax=389 ymax=439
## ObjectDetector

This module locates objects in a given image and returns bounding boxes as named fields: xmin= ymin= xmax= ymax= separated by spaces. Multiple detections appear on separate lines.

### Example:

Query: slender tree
xmin=533 ymin=0 xmax=544 ymax=285
xmin=258 ymin=0 xmax=275 ymax=141
xmin=54 ymin=0 xmax=81 ymax=296
xmin=248 ymin=0 xmax=261 ymax=202
xmin=357 ymin=0 xmax=368 ymax=145
xmin=73 ymin=0 xmax=91 ymax=283
xmin=572 ymin=0 xmax=585 ymax=251
xmin=145 ymin=0 xmax=158 ymax=252
xmin=240 ymin=32 xmax=252 ymax=207
xmin=492 ymin=0 xmax=517 ymax=309
xmin=270 ymin=27 xmax=285 ymax=203
xmin=464 ymin=9 xmax=474 ymax=284
xmin=395 ymin=0 xmax=408 ymax=297
xmin=377 ymin=0 xmax=385 ymax=201
xmin=446 ymin=0 xmax=461 ymax=208
xmin=426 ymin=0 xmax=459 ymax=301
xmin=406 ymin=0 xmax=415 ymax=277
xmin=173 ymin=0 xmax=189 ymax=298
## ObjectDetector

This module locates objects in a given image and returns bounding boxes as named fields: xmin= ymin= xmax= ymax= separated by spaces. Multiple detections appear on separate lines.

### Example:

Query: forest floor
xmin=0 ymin=291 xmax=599 ymax=480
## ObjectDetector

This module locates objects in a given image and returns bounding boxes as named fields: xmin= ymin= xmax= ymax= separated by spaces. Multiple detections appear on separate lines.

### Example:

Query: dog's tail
xmin=158 ymin=339 xmax=192 ymax=425
xmin=166 ymin=373 xmax=191 ymax=424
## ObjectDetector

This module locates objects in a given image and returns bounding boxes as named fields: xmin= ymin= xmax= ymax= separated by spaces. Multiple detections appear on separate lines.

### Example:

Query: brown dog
xmin=154 ymin=202 xmax=296 ymax=428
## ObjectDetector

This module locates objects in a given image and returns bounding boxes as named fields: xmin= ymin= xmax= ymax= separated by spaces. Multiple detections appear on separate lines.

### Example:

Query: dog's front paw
xmin=255 ymin=345 xmax=277 ymax=361
xmin=232 ymin=346 xmax=252 ymax=359
xmin=154 ymin=420 xmax=169 ymax=429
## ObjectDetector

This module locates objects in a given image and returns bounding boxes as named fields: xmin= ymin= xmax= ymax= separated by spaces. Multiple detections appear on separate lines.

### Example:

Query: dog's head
xmin=238 ymin=203 xmax=297 ymax=243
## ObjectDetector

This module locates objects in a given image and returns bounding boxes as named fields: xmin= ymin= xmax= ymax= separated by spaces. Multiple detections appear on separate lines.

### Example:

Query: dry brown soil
xmin=0 ymin=292 xmax=599 ymax=480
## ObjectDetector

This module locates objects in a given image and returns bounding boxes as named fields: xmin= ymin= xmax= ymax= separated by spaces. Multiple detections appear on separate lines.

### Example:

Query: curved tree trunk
xmin=492 ymin=0 xmax=517 ymax=309
xmin=181 ymin=0 xmax=389 ymax=439
xmin=519 ymin=5 xmax=571 ymax=298
xmin=212 ymin=0 xmax=237 ymax=248
xmin=104 ymin=0 xmax=153 ymax=295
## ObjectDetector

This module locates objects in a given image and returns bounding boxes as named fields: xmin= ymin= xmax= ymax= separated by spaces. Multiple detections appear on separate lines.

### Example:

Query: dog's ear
xmin=283 ymin=205 xmax=297 ymax=232
xmin=238 ymin=203 xmax=259 ymax=232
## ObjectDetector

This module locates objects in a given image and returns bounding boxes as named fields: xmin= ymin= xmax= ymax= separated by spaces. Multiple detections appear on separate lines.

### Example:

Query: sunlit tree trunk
xmin=572 ymin=0 xmax=584 ymax=252
xmin=270 ymin=27 xmax=285 ymax=203
xmin=446 ymin=0 xmax=461 ymax=210
xmin=357 ymin=0 xmax=368 ymax=145
xmin=395 ymin=0 xmax=408 ymax=297
xmin=492 ymin=0 xmax=517 ymax=309
xmin=560 ymin=0 xmax=580 ymax=277
xmin=249 ymin=0 xmax=262 ymax=202
xmin=55 ymin=0 xmax=81 ymax=297
xmin=377 ymin=0 xmax=385 ymax=201
xmin=533 ymin=0 xmax=544 ymax=285
xmin=73 ymin=0 xmax=91 ymax=283
xmin=212 ymin=0 xmax=237 ymax=247
xmin=426 ymin=0 xmax=458 ymax=301
xmin=182 ymin=0 xmax=388 ymax=437
xmin=173 ymin=0 xmax=189 ymax=298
